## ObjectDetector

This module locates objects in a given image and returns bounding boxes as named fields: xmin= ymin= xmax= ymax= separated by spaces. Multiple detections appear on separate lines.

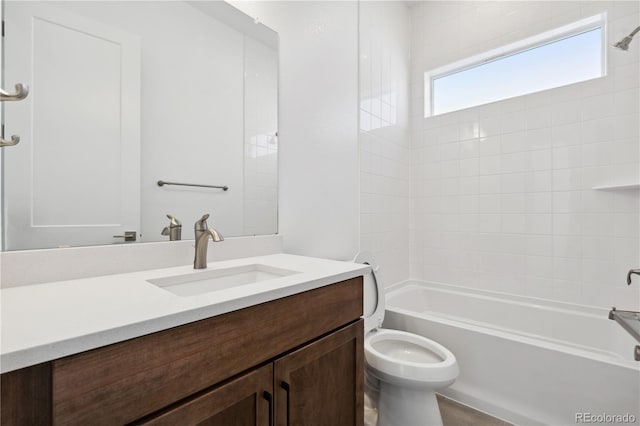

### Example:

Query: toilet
xmin=355 ymin=252 xmax=459 ymax=426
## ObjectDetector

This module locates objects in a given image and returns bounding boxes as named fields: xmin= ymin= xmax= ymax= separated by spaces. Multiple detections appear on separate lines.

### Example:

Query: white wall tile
xmin=552 ymin=123 xmax=582 ymax=147
xmin=502 ymin=173 xmax=526 ymax=193
xmin=525 ymin=171 xmax=552 ymax=192
xmin=552 ymin=169 xmax=582 ymax=191
xmin=409 ymin=0 xmax=639 ymax=308
xmin=359 ymin=1 xmax=411 ymax=285
xmin=554 ymin=235 xmax=583 ymax=258
xmin=480 ymin=136 xmax=503 ymax=156
xmin=479 ymin=156 xmax=501 ymax=176
xmin=552 ymin=99 xmax=582 ymax=125
xmin=526 ymin=192 xmax=552 ymax=213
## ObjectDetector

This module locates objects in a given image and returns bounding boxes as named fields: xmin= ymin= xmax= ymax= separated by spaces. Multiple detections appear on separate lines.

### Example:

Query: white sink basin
xmin=148 ymin=264 xmax=300 ymax=297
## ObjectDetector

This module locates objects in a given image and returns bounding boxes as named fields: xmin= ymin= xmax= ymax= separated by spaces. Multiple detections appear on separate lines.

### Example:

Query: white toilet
xmin=355 ymin=252 xmax=459 ymax=426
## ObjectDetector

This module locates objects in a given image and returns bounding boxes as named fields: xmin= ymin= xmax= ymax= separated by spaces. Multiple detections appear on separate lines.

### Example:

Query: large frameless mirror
xmin=1 ymin=0 xmax=278 ymax=250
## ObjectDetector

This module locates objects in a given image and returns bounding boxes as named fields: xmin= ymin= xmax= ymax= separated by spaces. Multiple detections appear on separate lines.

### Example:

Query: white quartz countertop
xmin=0 ymin=254 xmax=369 ymax=373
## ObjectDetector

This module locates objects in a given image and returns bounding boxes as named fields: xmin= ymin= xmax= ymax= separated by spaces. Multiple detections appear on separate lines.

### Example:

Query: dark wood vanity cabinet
xmin=138 ymin=321 xmax=363 ymax=426
xmin=0 ymin=277 xmax=364 ymax=426
xmin=137 ymin=363 xmax=274 ymax=426
xmin=274 ymin=321 xmax=363 ymax=426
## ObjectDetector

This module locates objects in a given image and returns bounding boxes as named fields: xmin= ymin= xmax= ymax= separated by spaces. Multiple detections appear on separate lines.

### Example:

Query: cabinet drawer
xmin=52 ymin=277 xmax=363 ymax=425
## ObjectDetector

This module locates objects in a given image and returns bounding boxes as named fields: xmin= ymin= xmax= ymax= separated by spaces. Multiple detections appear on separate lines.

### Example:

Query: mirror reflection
xmin=1 ymin=0 xmax=278 ymax=251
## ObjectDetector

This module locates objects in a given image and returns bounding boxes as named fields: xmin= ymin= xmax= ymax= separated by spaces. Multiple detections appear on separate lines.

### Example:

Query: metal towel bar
xmin=0 ymin=83 xmax=29 ymax=101
xmin=0 ymin=135 xmax=20 ymax=147
xmin=1 ymin=83 xmax=29 ymax=147
xmin=157 ymin=180 xmax=228 ymax=191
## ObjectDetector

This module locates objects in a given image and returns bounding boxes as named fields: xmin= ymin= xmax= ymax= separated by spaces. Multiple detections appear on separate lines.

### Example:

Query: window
xmin=425 ymin=14 xmax=606 ymax=117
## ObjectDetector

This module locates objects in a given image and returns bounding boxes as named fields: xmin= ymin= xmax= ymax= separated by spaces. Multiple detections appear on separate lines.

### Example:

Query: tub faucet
xmin=627 ymin=269 xmax=640 ymax=285
xmin=193 ymin=213 xmax=224 ymax=269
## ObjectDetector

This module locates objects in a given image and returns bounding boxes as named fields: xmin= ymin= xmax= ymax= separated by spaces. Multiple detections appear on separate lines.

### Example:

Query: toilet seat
xmin=355 ymin=252 xmax=458 ymax=425
xmin=365 ymin=329 xmax=458 ymax=386
xmin=354 ymin=251 xmax=385 ymax=333
xmin=354 ymin=251 xmax=458 ymax=387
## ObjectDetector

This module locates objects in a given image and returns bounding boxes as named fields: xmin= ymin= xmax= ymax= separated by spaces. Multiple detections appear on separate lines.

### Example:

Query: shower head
xmin=614 ymin=35 xmax=633 ymax=51
xmin=614 ymin=25 xmax=640 ymax=51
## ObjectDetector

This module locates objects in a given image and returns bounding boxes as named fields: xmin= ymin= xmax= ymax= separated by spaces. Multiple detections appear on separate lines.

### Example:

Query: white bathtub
xmin=384 ymin=281 xmax=640 ymax=425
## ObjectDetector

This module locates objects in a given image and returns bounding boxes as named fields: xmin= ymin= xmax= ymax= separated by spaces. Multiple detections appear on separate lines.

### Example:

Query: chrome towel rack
xmin=0 ymin=135 xmax=20 ymax=148
xmin=1 ymin=83 xmax=29 ymax=148
xmin=1 ymin=83 xmax=29 ymax=101
xmin=157 ymin=180 xmax=228 ymax=191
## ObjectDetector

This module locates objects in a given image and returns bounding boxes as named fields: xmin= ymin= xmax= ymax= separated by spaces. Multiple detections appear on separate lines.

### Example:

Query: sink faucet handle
xmin=162 ymin=214 xmax=182 ymax=241
xmin=195 ymin=213 xmax=210 ymax=231
xmin=627 ymin=269 xmax=640 ymax=285
xmin=167 ymin=214 xmax=181 ymax=226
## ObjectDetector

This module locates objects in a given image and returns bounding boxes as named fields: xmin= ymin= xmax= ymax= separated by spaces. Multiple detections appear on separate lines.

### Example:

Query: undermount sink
xmin=148 ymin=264 xmax=300 ymax=297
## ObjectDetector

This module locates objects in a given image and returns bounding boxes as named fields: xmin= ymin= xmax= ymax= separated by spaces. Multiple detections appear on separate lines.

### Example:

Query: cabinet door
xmin=137 ymin=364 xmax=273 ymax=426
xmin=274 ymin=321 xmax=364 ymax=426
xmin=0 ymin=363 xmax=52 ymax=426
xmin=3 ymin=1 xmax=141 ymax=250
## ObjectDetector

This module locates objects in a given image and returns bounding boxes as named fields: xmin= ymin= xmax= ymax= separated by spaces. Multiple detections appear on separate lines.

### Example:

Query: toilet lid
xmin=354 ymin=251 xmax=385 ymax=333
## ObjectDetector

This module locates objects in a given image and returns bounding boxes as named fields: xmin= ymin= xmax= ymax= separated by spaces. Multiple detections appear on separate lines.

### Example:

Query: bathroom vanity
xmin=0 ymin=255 xmax=367 ymax=425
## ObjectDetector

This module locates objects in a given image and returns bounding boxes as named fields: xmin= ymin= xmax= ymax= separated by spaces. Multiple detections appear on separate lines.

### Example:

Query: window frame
xmin=424 ymin=13 xmax=608 ymax=117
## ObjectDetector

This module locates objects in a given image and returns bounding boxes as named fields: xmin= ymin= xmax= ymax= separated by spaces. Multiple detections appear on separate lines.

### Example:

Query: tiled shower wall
xmin=243 ymin=35 xmax=278 ymax=236
xmin=409 ymin=1 xmax=640 ymax=307
xmin=359 ymin=2 xmax=412 ymax=286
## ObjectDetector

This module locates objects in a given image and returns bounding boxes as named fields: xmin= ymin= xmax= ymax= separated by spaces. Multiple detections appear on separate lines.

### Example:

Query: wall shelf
xmin=592 ymin=183 xmax=640 ymax=190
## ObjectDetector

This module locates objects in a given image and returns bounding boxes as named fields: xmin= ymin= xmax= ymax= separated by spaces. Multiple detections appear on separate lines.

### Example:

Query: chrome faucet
xmin=193 ymin=214 xmax=224 ymax=269
xmin=161 ymin=214 xmax=182 ymax=241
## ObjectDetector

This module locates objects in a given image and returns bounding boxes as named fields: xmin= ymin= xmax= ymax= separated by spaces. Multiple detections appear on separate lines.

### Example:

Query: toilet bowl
xmin=356 ymin=252 xmax=458 ymax=426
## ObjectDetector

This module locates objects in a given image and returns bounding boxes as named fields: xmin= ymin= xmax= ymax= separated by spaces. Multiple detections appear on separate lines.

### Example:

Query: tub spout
xmin=627 ymin=269 xmax=640 ymax=285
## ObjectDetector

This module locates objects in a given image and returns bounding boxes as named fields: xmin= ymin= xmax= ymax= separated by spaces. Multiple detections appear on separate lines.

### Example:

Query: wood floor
xmin=438 ymin=395 xmax=513 ymax=426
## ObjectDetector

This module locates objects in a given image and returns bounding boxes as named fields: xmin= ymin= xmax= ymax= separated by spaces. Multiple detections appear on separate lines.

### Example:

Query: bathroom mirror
xmin=1 ymin=0 xmax=278 ymax=250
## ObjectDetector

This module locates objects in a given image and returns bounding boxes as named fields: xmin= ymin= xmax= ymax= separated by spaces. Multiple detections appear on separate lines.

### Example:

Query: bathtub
xmin=383 ymin=281 xmax=640 ymax=426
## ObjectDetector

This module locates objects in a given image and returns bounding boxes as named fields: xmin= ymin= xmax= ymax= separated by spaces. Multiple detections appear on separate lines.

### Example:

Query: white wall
xmin=409 ymin=1 xmax=640 ymax=308
xmin=359 ymin=2 xmax=412 ymax=286
xmin=231 ymin=1 xmax=360 ymax=261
